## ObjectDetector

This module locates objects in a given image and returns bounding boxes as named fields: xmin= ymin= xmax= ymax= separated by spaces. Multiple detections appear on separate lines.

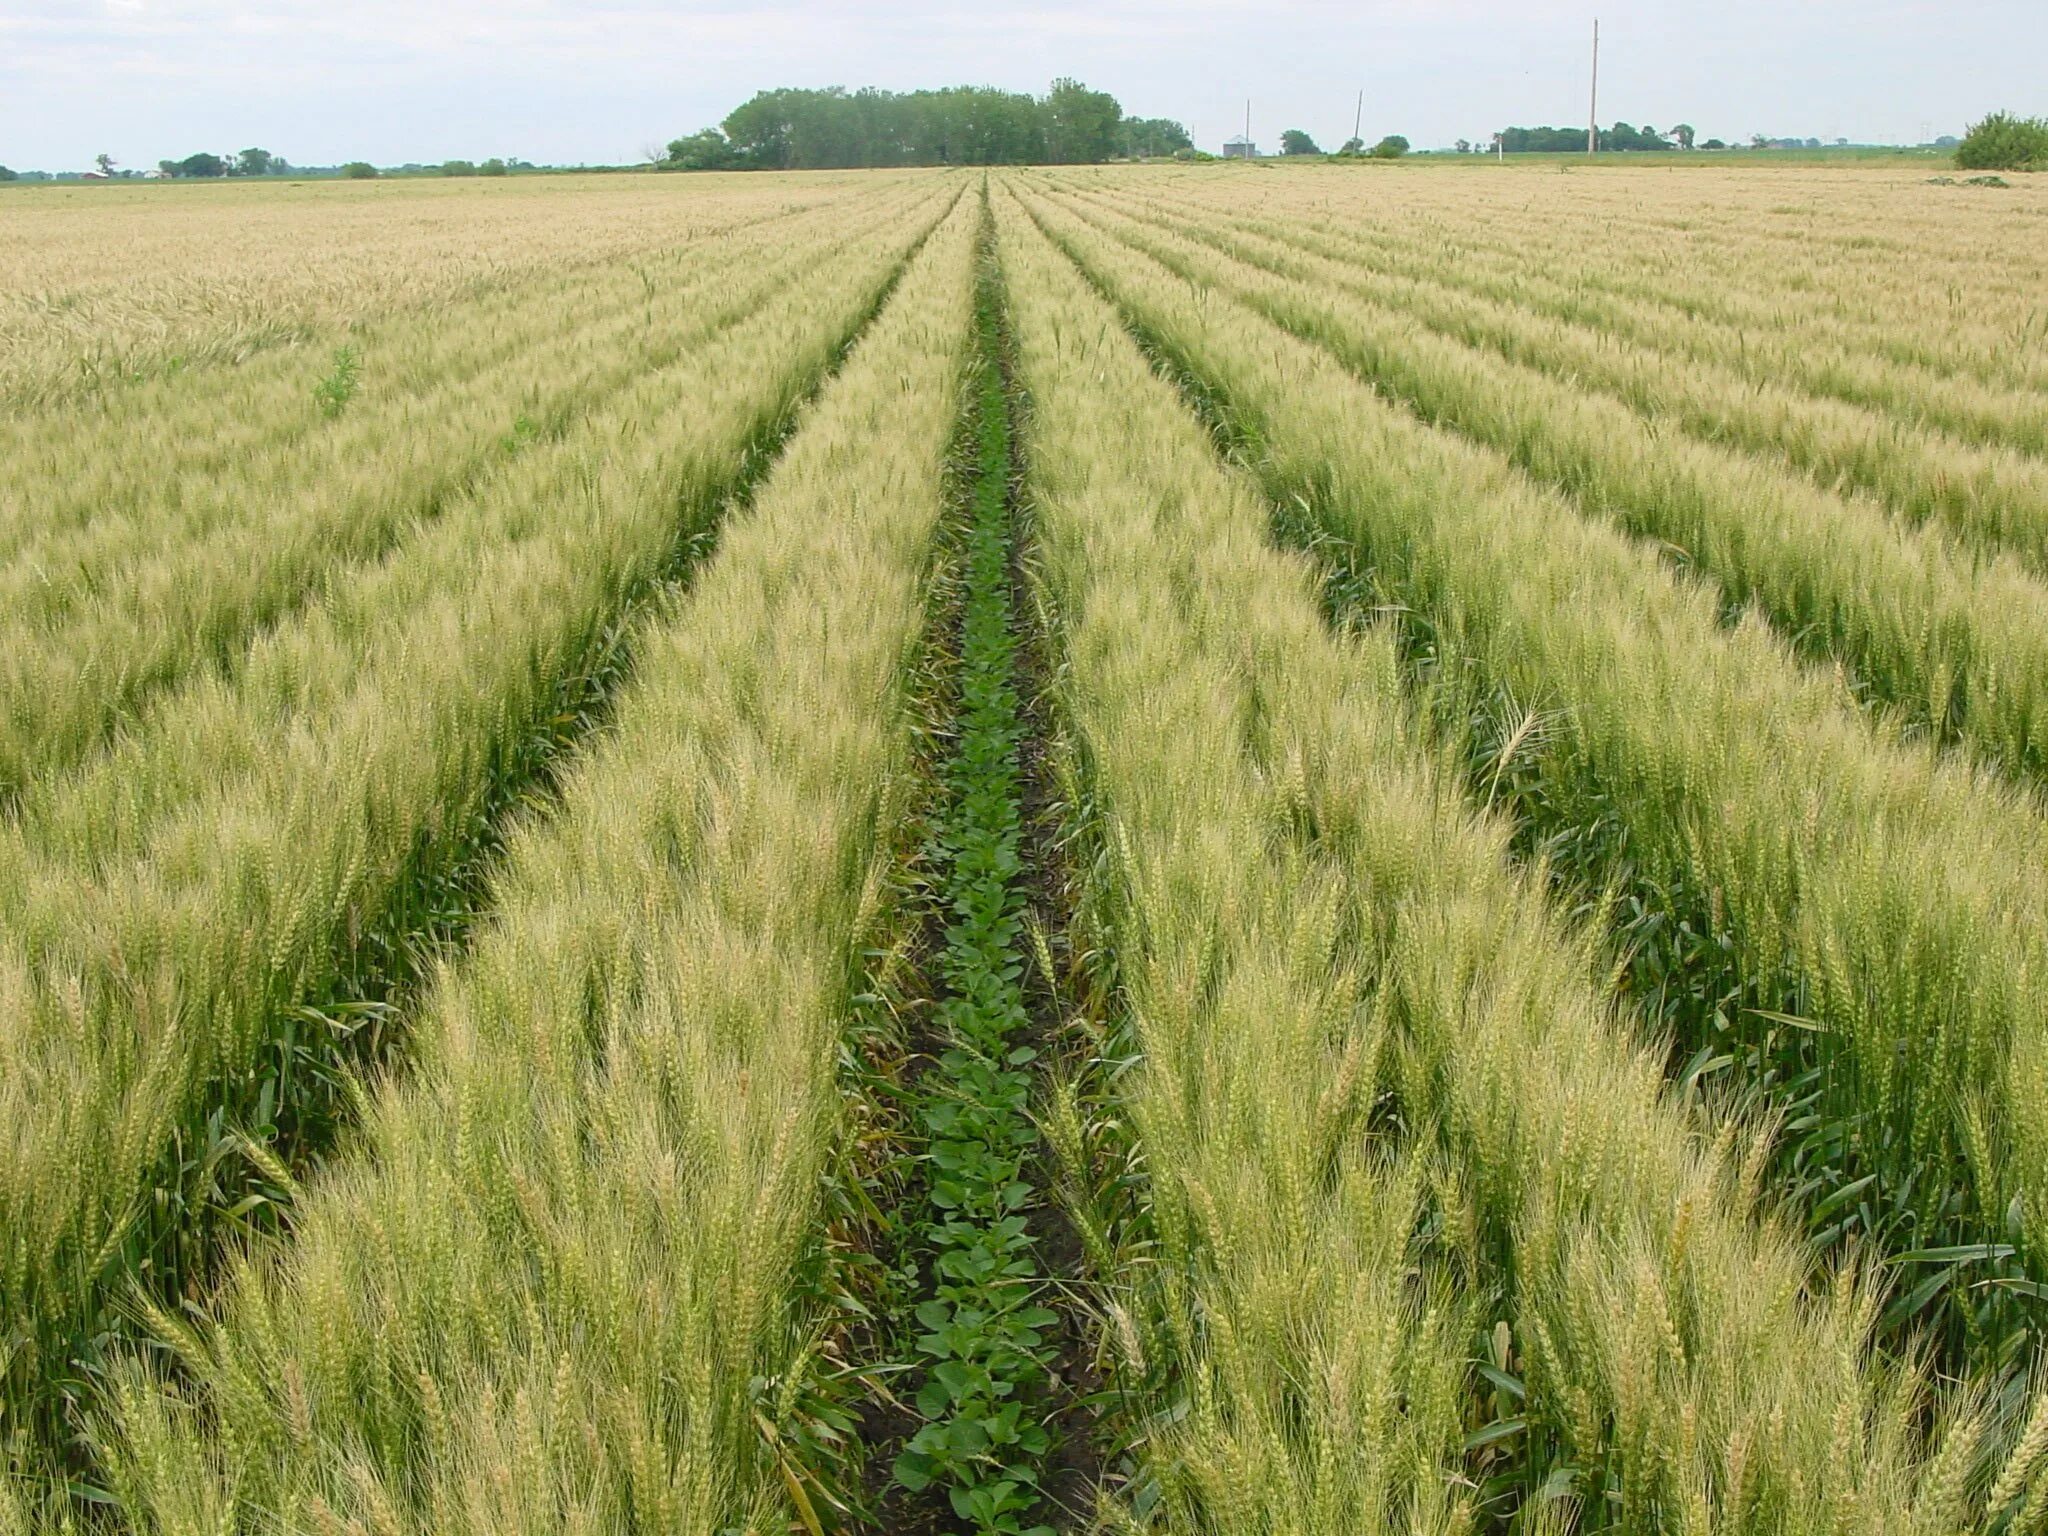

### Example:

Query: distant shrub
xmin=441 ymin=160 xmax=477 ymax=177
xmin=1370 ymin=134 xmax=1410 ymax=159
xmin=1956 ymin=112 xmax=2048 ymax=171
xmin=341 ymin=161 xmax=379 ymax=180
xmin=479 ymin=158 xmax=509 ymax=177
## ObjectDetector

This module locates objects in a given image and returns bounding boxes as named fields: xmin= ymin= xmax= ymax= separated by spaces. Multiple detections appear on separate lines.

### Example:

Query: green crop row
xmin=887 ymin=216 xmax=1062 ymax=1536
xmin=1019 ymin=180 xmax=2048 ymax=1380
xmin=1038 ymin=184 xmax=2048 ymax=794
xmin=0 ymin=189 xmax=927 ymax=803
xmin=1081 ymin=168 xmax=2048 ymax=455
xmin=1088 ymin=181 xmax=2048 ymax=568
xmin=20 ymin=192 xmax=981 ymax=1533
xmin=999 ymin=185 xmax=2047 ymax=1533
xmin=0 ymin=186 xmax=958 ymax=1473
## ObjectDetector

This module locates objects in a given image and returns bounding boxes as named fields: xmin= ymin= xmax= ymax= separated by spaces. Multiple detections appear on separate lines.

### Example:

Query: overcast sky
xmin=2 ymin=0 xmax=2041 ymax=171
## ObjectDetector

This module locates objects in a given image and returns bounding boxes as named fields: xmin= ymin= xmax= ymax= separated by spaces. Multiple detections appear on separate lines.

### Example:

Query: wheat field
xmin=1 ymin=160 xmax=2046 ymax=1534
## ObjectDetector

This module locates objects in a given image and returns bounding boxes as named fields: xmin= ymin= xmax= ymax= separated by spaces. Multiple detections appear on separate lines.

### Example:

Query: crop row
xmin=1017 ymin=183 xmax=2048 ymax=1374
xmin=1077 ymin=178 xmax=2048 ymax=558
xmin=51 ymin=195 xmax=983 ymax=1534
xmin=884 ymin=221 xmax=1066 ymax=1536
xmin=0 ymin=184 xmax=957 ymax=1472
xmin=0 ymin=187 xmax=931 ymax=802
xmin=1094 ymin=167 xmax=2048 ymax=449
xmin=1038 ymin=182 xmax=2048 ymax=792
xmin=0 ymin=174 xmax=880 ymax=410
xmin=1139 ymin=165 xmax=2048 ymax=399
xmin=996 ymin=185 xmax=2035 ymax=1532
xmin=0 ymin=182 xmax=888 ymax=566
xmin=0 ymin=182 xmax=862 ymax=547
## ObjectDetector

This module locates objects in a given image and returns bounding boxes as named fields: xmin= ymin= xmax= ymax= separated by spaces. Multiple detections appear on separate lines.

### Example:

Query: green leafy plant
xmin=312 ymin=344 xmax=360 ymax=417
xmin=499 ymin=411 xmax=541 ymax=454
xmin=891 ymin=224 xmax=1058 ymax=1536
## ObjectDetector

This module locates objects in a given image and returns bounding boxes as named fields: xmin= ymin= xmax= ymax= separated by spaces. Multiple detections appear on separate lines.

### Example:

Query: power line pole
xmin=1588 ymin=18 xmax=1600 ymax=156
xmin=1354 ymin=89 xmax=1364 ymax=149
xmin=1245 ymin=98 xmax=1252 ymax=153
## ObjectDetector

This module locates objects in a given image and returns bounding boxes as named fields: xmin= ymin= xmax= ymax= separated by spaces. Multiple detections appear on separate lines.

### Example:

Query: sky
xmin=1 ymin=0 xmax=2042 ymax=172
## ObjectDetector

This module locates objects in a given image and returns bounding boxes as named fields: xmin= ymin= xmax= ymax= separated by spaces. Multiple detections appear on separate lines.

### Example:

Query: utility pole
xmin=1245 ymin=98 xmax=1252 ymax=153
xmin=1588 ymin=18 xmax=1600 ymax=156
xmin=1354 ymin=89 xmax=1364 ymax=150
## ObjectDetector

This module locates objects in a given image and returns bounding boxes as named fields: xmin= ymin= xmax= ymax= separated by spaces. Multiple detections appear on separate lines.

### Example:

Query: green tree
xmin=1672 ymin=122 xmax=1696 ymax=149
xmin=1339 ymin=136 xmax=1365 ymax=155
xmin=340 ymin=160 xmax=378 ymax=179
xmin=479 ymin=157 xmax=508 ymax=177
xmin=233 ymin=147 xmax=275 ymax=177
xmin=700 ymin=80 xmax=1150 ymax=170
xmin=171 ymin=152 xmax=227 ymax=178
xmin=665 ymin=130 xmax=739 ymax=170
xmin=1599 ymin=122 xmax=1671 ymax=152
xmin=1280 ymin=128 xmax=1321 ymax=156
xmin=1043 ymin=77 xmax=1122 ymax=163
xmin=1120 ymin=115 xmax=1192 ymax=158
xmin=441 ymin=159 xmax=478 ymax=177
xmin=1370 ymin=134 xmax=1410 ymax=158
xmin=1957 ymin=111 xmax=2048 ymax=170
xmin=94 ymin=153 xmax=116 ymax=176
xmin=722 ymin=87 xmax=807 ymax=168
xmin=0 ymin=166 xmax=16 ymax=182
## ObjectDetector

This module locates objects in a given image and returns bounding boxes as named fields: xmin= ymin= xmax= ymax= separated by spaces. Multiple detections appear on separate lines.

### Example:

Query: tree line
xmin=156 ymin=148 xmax=291 ymax=178
xmin=1494 ymin=122 xmax=1704 ymax=153
xmin=666 ymin=80 xmax=1190 ymax=170
xmin=1280 ymin=130 xmax=1410 ymax=158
